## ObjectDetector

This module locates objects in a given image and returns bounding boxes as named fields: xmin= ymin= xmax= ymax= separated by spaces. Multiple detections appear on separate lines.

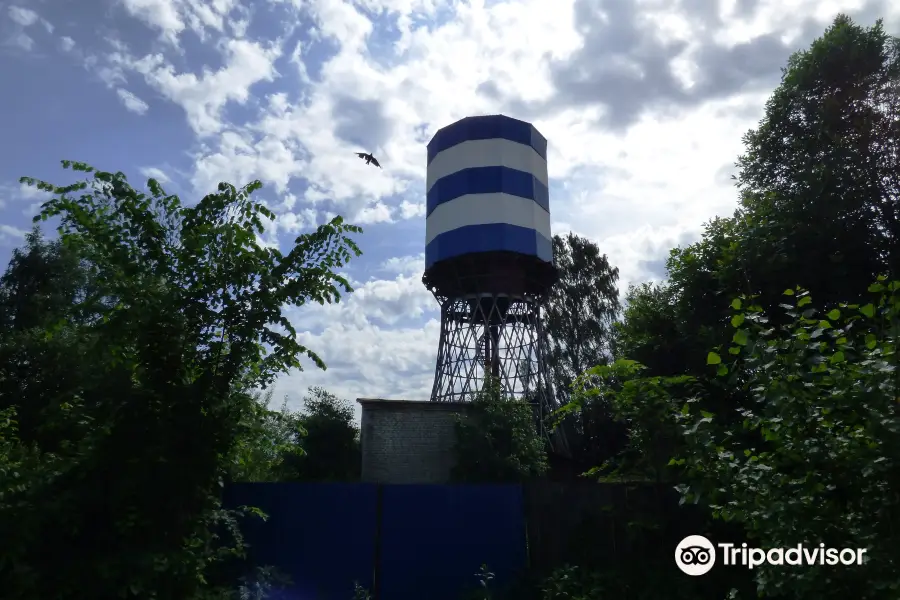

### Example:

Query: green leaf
xmin=797 ymin=295 xmax=812 ymax=307
xmin=783 ymin=289 xmax=794 ymax=295
xmin=731 ymin=314 xmax=745 ymax=327
xmin=830 ymin=351 xmax=845 ymax=364
xmin=716 ymin=364 xmax=728 ymax=376
xmin=868 ymin=282 xmax=884 ymax=293
xmin=730 ymin=298 xmax=742 ymax=310
xmin=707 ymin=352 xmax=722 ymax=365
xmin=865 ymin=334 xmax=877 ymax=349
xmin=728 ymin=346 xmax=741 ymax=355
xmin=732 ymin=329 xmax=749 ymax=346
xmin=860 ymin=304 xmax=875 ymax=318
xmin=826 ymin=308 xmax=841 ymax=320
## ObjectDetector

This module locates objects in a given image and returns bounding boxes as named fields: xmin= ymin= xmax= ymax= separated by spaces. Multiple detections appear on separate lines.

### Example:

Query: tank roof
xmin=426 ymin=114 xmax=547 ymax=165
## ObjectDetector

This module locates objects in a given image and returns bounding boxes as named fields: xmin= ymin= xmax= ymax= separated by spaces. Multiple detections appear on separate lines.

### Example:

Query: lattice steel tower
xmin=423 ymin=115 xmax=568 ymax=453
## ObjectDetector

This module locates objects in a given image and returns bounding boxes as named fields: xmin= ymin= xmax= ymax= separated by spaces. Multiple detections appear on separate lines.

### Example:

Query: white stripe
xmin=425 ymin=193 xmax=551 ymax=245
xmin=426 ymin=138 xmax=548 ymax=193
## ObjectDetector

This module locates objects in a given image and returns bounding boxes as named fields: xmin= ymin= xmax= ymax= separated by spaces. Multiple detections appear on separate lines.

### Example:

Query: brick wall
xmin=357 ymin=398 xmax=471 ymax=484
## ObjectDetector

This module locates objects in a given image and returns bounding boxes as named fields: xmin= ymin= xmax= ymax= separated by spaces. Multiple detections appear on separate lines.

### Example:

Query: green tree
xmin=545 ymin=232 xmax=621 ymax=404
xmin=451 ymin=378 xmax=548 ymax=482
xmin=287 ymin=387 xmax=361 ymax=482
xmin=566 ymin=359 xmax=695 ymax=484
xmin=622 ymin=16 xmax=900 ymax=386
xmin=544 ymin=233 xmax=624 ymax=472
xmin=572 ymin=283 xmax=900 ymax=599
xmin=230 ymin=389 xmax=305 ymax=483
xmin=734 ymin=15 xmax=900 ymax=311
xmin=612 ymin=18 xmax=900 ymax=474
xmin=0 ymin=161 xmax=362 ymax=599
xmin=676 ymin=283 xmax=900 ymax=599
xmin=616 ymin=283 xmax=688 ymax=373
xmin=0 ymin=228 xmax=107 ymax=453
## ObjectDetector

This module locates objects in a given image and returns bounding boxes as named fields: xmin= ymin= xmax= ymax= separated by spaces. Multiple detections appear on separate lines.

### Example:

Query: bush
xmin=451 ymin=378 xmax=548 ymax=483
xmin=676 ymin=282 xmax=900 ymax=599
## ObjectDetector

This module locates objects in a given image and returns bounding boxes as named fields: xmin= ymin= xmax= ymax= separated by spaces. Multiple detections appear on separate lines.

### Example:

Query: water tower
xmin=423 ymin=114 xmax=567 ymax=451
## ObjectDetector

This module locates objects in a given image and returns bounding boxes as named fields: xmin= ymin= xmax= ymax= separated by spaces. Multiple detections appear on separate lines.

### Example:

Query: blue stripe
xmin=426 ymin=166 xmax=549 ymax=217
xmin=425 ymin=223 xmax=553 ymax=268
xmin=427 ymin=115 xmax=547 ymax=164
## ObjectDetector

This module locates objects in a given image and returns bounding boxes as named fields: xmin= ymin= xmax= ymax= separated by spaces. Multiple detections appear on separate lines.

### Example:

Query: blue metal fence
xmin=379 ymin=484 xmax=527 ymax=600
xmin=224 ymin=483 xmax=527 ymax=600
xmin=225 ymin=483 xmax=379 ymax=600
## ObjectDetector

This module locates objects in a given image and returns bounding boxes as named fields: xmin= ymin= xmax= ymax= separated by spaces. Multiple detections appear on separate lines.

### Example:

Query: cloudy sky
xmin=1 ymin=0 xmax=897 ymax=413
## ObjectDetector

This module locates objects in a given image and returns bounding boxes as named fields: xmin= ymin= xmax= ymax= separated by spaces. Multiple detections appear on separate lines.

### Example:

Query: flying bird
xmin=355 ymin=152 xmax=381 ymax=168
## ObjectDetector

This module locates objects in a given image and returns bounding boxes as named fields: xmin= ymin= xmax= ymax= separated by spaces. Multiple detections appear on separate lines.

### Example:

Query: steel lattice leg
xmin=430 ymin=293 xmax=569 ymax=455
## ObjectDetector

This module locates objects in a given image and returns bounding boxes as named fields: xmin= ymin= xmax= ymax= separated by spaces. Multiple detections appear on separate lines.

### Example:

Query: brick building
xmin=357 ymin=398 xmax=471 ymax=484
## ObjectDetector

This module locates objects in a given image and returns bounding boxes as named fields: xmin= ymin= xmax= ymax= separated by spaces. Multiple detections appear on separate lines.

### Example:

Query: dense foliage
xmin=677 ymin=285 xmax=900 ymax=598
xmin=543 ymin=233 xmax=626 ymax=472
xmin=0 ymin=162 xmax=362 ymax=599
xmin=230 ymin=389 xmax=306 ymax=483
xmin=544 ymin=232 xmax=621 ymax=404
xmin=231 ymin=386 xmax=360 ymax=483
xmin=560 ymin=14 xmax=900 ymax=600
xmin=452 ymin=378 xmax=548 ymax=482
xmin=289 ymin=386 xmax=361 ymax=482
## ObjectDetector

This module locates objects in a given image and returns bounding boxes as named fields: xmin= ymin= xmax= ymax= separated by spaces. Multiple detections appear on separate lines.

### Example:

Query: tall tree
xmin=616 ymin=282 xmax=687 ymax=377
xmin=0 ymin=228 xmax=107 ymax=453
xmin=287 ymin=387 xmax=361 ymax=482
xmin=733 ymin=14 xmax=900 ymax=313
xmin=230 ymin=389 xmax=305 ymax=483
xmin=543 ymin=233 xmax=623 ymax=471
xmin=0 ymin=161 xmax=362 ymax=599
xmin=544 ymin=232 xmax=621 ymax=405
xmin=0 ymin=226 xmax=103 ymax=331
xmin=622 ymin=15 xmax=900 ymax=385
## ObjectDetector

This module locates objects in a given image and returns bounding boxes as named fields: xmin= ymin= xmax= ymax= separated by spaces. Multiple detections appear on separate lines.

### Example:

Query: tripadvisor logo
xmin=675 ymin=535 xmax=868 ymax=576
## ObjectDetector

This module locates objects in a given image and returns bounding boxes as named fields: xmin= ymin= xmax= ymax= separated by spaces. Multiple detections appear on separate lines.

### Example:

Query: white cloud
xmin=271 ymin=263 xmax=439 ymax=414
xmin=288 ymin=268 xmax=434 ymax=332
xmin=139 ymin=166 xmax=171 ymax=183
xmin=273 ymin=314 xmax=440 ymax=416
xmin=116 ymin=88 xmax=150 ymax=114
xmin=6 ymin=6 xmax=52 ymax=37
xmin=17 ymin=182 xmax=48 ymax=202
xmin=59 ymin=36 xmax=75 ymax=52
xmin=7 ymin=6 xmax=38 ymax=27
xmin=395 ymin=199 xmax=425 ymax=220
xmin=119 ymin=0 xmax=186 ymax=46
xmin=379 ymin=254 xmax=425 ymax=277
xmin=119 ymin=0 xmax=243 ymax=45
xmin=191 ymin=130 xmax=304 ymax=194
xmin=122 ymin=38 xmax=282 ymax=137
xmin=8 ymin=32 xmax=33 ymax=51
xmin=0 ymin=182 xmax=51 ymax=218
xmin=33 ymin=0 xmax=900 ymax=403
xmin=0 ymin=224 xmax=28 ymax=244
xmin=273 ymin=208 xmax=318 ymax=234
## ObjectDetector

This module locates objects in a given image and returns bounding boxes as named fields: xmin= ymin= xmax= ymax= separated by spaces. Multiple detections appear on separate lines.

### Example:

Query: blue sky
xmin=1 ymin=0 xmax=897 ymax=415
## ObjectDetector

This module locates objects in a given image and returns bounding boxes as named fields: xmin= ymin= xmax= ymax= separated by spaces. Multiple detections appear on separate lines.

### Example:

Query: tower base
xmin=430 ymin=291 xmax=569 ymax=456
